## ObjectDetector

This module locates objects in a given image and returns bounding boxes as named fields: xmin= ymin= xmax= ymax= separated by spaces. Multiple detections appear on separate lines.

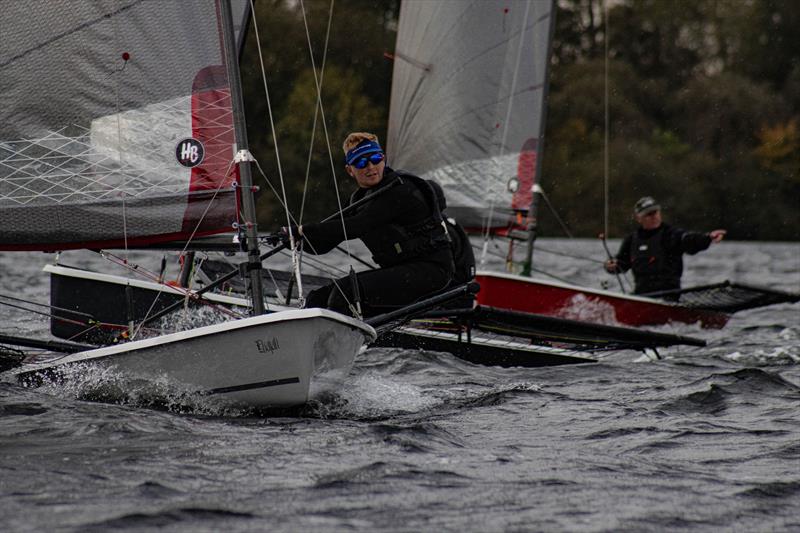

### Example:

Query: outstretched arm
xmin=677 ymin=227 xmax=726 ymax=255
xmin=709 ymin=229 xmax=726 ymax=243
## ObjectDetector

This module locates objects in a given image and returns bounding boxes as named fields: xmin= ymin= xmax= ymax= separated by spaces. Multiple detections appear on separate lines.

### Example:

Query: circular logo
xmin=507 ymin=176 xmax=520 ymax=193
xmin=175 ymin=138 xmax=205 ymax=168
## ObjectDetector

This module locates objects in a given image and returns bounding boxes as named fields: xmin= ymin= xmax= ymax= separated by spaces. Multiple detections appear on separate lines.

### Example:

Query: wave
xmin=26 ymin=362 xmax=253 ymax=418
xmin=738 ymin=480 xmax=800 ymax=499
xmin=81 ymin=507 xmax=256 ymax=531
xmin=313 ymin=460 xmax=471 ymax=489
xmin=0 ymin=401 xmax=47 ymax=417
xmin=658 ymin=367 xmax=800 ymax=416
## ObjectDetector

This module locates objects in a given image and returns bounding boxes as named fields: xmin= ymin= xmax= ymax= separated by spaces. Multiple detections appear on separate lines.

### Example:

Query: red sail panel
xmin=181 ymin=64 xmax=240 ymax=238
xmin=511 ymin=138 xmax=537 ymax=212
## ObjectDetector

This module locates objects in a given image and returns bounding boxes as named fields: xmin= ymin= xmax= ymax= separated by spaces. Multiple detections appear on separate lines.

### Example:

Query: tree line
xmin=241 ymin=0 xmax=799 ymax=241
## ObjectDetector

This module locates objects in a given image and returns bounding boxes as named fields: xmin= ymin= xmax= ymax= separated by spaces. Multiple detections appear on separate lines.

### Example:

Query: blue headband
xmin=345 ymin=140 xmax=383 ymax=165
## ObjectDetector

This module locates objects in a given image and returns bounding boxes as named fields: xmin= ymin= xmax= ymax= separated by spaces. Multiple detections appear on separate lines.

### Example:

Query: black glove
xmin=265 ymin=227 xmax=291 ymax=246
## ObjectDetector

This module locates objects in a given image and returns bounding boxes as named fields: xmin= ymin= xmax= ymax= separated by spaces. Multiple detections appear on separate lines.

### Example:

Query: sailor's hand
xmin=604 ymin=259 xmax=619 ymax=273
xmin=265 ymin=227 xmax=292 ymax=246
xmin=709 ymin=229 xmax=726 ymax=243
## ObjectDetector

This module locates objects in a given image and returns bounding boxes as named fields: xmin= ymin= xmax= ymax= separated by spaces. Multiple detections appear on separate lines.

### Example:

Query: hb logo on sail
xmin=175 ymin=138 xmax=205 ymax=167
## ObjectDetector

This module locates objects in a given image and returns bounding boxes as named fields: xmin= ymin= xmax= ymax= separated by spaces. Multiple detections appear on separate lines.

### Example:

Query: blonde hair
xmin=342 ymin=132 xmax=379 ymax=154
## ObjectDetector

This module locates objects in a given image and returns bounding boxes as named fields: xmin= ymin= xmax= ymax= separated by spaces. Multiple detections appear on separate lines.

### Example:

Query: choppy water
xmin=1 ymin=239 xmax=799 ymax=532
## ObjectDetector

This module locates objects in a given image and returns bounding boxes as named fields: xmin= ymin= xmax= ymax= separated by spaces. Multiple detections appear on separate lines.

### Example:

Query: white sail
xmin=387 ymin=0 xmax=555 ymax=229
xmin=0 ymin=1 xmax=249 ymax=249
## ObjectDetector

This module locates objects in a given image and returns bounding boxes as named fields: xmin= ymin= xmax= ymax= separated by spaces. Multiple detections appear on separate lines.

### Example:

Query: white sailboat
xmin=1 ymin=0 xmax=713 ymax=374
xmin=1 ymin=0 xmax=375 ymax=408
xmin=18 ymin=309 xmax=371 ymax=407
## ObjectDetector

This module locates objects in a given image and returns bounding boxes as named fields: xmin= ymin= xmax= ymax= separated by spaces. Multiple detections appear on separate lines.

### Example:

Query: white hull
xmin=17 ymin=309 xmax=375 ymax=408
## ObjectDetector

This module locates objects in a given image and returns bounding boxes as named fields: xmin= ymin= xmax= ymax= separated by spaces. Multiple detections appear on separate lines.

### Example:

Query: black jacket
xmin=615 ymin=223 xmax=712 ymax=295
xmin=301 ymin=168 xmax=452 ymax=268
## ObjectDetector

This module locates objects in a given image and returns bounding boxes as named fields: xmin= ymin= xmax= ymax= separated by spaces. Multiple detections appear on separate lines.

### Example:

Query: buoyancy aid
xmin=443 ymin=216 xmax=476 ymax=283
xmin=353 ymin=170 xmax=452 ymax=267
xmin=629 ymin=225 xmax=683 ymax=293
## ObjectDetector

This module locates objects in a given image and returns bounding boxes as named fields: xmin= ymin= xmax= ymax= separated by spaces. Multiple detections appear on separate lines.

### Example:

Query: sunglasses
xmin=351 ymin=152 xmax=385 ymax=169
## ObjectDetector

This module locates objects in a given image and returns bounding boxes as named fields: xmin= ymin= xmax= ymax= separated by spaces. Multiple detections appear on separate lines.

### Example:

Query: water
xmin=1 ymin=240 xmax=799 ymax=532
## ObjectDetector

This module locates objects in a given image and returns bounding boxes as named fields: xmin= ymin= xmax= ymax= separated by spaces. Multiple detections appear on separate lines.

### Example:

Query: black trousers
xmin=306 ymin=250 xmax=454 ymax=317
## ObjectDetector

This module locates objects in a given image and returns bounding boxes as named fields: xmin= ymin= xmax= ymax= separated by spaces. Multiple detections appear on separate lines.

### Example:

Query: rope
xmin=249 ymin=1 xmax=358 ymax=316
xmin=98 ymin=251 xmax=244 ymax=321
xmin=0 ymin=293 xmax=94 ymax=318
xmin=251 ymin=0 xmax=314 ymax=308
xmin=298 ymin=1 xmax=353 ymax=258
xmin=0 ymin=292 xmax=151 ymax=342
xmin=109 ymin=16 xmax=130 ymax=265
xmin=293 ymin=0 xmax=337 ymax=307
xmin=539 ymin=187 xmax=573 ymax=238
xmin=477 ymin=241 xmax=589 ymax=285
xmin=298 ymin=0 xmax=364 ymax=316
xmin=298 ymin=0 xmax=335 ymax=225
xmin=603 ymin=0 xmax=610 ymax=240
xmin=249 ymin=159 xmax=357 ymax=312
xmin=248 ymin=0 xmax=295 ymax=252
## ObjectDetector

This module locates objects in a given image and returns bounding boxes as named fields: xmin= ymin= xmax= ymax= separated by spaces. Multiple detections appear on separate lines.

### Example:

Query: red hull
xmin=475 ymin=272 xmax=729 ymax=329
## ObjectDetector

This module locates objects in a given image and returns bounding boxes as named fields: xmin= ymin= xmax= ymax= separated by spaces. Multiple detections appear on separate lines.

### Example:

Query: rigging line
xmin=178 ymin=159 xmax=236 ymax=258
xmin=0 ymin=293 xmax=94 ymax=318
xmin=0 ymin=299 xmax=87 ymax=325
xmin=263 ymin=267 xmax=286 ymax=303
xmin=99 ymin=250 xmax=242 ymax=317
xmin=480 ymin=0 xmax=534 ymax=262
xmin=523 ymin=245 xmax=604 ymax=265
xmin=110 ymin=26 xmax=130 ymax=265
xmin=0 ymin=297 xmax=128 ymax=335
xmin=298 ymin=0 xmax=335 ymax=225
xmin=244 ymin=169 xmax=357 ymax=311
xmin=294 ymin=0 xmax=336 ymax=304
xmin=475 ymin=240 xmax=590 ymax=284
xmin=279 ymin=228 xmax=358 ymax=314
xmin=603 ymin=0 xmax=610 ymax=240
xmin=97 ymin=250 xmax=242 ymax=324
xmin=123 ymin=159 xmax=240 ymax=339
xmin=298 ymin=0 xmax=353 ymax=262
xmin=299 ymin=0 xmax=361 ymax=316
xmin=249 ymin=0 xmax=295 ymax=253
xmin=253 ymin=155 xmax=360 ymax=298
xmin=252 ymin=159 xmax=295 ymax=220
xmin=295 ymin=0 xmax=336 ymax=302
xmin=269 ymin=247 xmax=349 ymax=277
xmin=65 ymin=323 xmax=128 ymax=345
xmin=270 ymin=248 xmax=346 ymax=277
xmin=539 ymin=187 xmax=574 ymax=238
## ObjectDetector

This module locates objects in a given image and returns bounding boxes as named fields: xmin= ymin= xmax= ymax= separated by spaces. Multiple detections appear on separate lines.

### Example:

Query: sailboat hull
xmin=475 ymin=272 xmax=729 ymax=329
xmin=17 ymin=309 xmax=375 ymax=408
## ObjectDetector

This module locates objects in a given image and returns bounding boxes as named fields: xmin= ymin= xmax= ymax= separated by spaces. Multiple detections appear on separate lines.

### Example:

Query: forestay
xmin=0 ymin=1 xmax=248 ymax=250
xmin=387 ymin=0 xmax=554 ymax=230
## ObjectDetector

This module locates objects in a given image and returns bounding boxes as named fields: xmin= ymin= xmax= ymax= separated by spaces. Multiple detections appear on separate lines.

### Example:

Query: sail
xmin=387 ymin=0 xmax=554 ymax=230
xmin=0 ymin=0 xmax=249 ymax=251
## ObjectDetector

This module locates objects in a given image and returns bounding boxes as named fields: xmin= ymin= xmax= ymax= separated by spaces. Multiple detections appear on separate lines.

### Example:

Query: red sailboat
xmin=386 ymin=0 xmax=797 ymax=330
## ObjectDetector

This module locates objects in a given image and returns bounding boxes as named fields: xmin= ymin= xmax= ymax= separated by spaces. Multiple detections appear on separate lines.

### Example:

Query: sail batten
xmin=387 ymin=0 xmax=554 ymax=230
xmin=0 ymin=0 xmax=248 ymax=250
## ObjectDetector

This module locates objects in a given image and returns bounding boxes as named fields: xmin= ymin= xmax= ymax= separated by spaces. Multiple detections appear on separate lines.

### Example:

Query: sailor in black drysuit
xmin=287 ymin=134 xmax=468 ymax=317
xmin=605 ymin=196 xmax=726 ymax=298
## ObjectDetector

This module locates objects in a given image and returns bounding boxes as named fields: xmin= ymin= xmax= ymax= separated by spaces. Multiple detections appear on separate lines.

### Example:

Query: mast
xmin=220 ymin=0 xmax=265 ymax=315
xmin=521 ymin=0 xmax=557 ymax=277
